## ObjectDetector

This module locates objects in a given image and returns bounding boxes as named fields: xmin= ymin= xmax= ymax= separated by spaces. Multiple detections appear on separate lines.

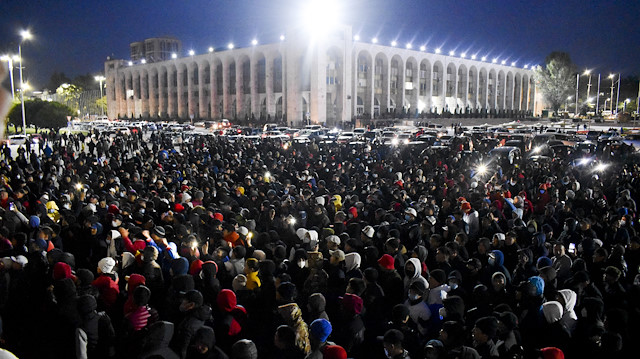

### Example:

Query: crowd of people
xmin=0 ymin=126 xmax=638 ymax=359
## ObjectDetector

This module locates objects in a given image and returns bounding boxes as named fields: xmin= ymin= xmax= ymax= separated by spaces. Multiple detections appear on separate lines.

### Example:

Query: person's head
xmin=274 ymin=325 xmax=296 ymax=350
xmin=604 ymin=266 xmax=621 ymax=285
xmin=309 ymin=319 xmax=332 ymax=346
xmin=382 ymin=329 xmax=405 ymax=357
xmin=424 ymin=339 xmax=444 ymax=359
xmin=193 ymin=326 xmax=216 ymax=355
xmin=435 ymin=246 xmax=451 ymax=263
xmin=492 ymin=272 xmax=506 ymax=292
xmin=232 ymin=339 xmax=258 ymax=359
xmin=439 ymin=321 xmax=465 ymax=347
xmin=133 ymin=285 xmax=151 ymax=307
xmin=553 ymin=243 xmax=565 ymax=257
xmin=179 ymin=289 xmax=203 ymax=312
xmin=472 ymin=317 xmax=497 ymax=345
xmin=408 ymin=280 xmax=427 ymax=301
xmin=428 ymin=269 xmax=446 ymax=289
xmin=593 ymin=247 xmax=608 ymax=263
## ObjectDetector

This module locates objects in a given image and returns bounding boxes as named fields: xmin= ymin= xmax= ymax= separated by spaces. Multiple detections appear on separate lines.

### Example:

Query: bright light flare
xmin=208 ymin=47 xmax=214 ymax=53
xmin=578 ymin=158 xmax=591 ymax=166
xmin=391 ymin=138 xmax=399 ymax=146
xmin=171 ymin=53 xmax=177 ymax=59
xmin=301 ymin=0 xmax=340 ymax=37
xmin=228 ymin=43 xmax=234 ymax=49
xmin=76 ymin=183 xmax=83 ymax=191
xmin=532 ymin=146 xmax=542 ymax=154
xmin=20 ymin=30 xmax=32 ymax=40
xmin=420 ymin=45 xmax=426 ymax=51
xmin=371 ymin=37 xmax=378 ymax=44
xmin=189 ymin=50 xmax=195 ymax=56
xmin=594 ymin=163 xmax=608 ymax=172
xmin=264 ymin=171 xmax=271 ymax=179
xmin=476 ymin=164 xmax=488 ymax=176
xmin=251 ymin=39 xmax=258 ymax=46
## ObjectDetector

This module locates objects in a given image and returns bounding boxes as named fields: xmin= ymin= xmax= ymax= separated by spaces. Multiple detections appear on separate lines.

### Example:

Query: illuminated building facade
xmin=106 ymin=26 xmax=537 ymax=125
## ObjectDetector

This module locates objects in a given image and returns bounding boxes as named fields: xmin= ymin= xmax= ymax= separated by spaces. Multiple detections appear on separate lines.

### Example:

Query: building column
xmin=222 ymin=60 xmax=231 ymax=118
xmin=149 ymin=71 xmax=158 ymax=118
xmin=368 ymin=59 xmax=375 ymax=118
xmin=158 ymin=70 xmax=166 ymax=117
xmin=141 ymin=73 xmax=149 ymax=117
xmin=125 ymin=73 xmax=133 ymax=117
xmin=210 ymin=63 xmax=218 ymax=119
xmin=167 ymin=68 xmax=175 ymax=117
xmin=236 ymin=59 xmax=244 ymax=119
xmin=508 ymin=76 xmax=515 ymax=110
xmin=198 ymin=63 xmax=207 ymax=118
xmin=463 ymin=69 xmax=469 ymax=110
xmin=265 ymin=55 xmax=275 ymax=117
xmin=250 ymin=57 xmax=259 ymax=120
xmin=177 ymin=66 xmax=186 ymax=118
xmin=187 ymin=64 xmax=196 ymax=119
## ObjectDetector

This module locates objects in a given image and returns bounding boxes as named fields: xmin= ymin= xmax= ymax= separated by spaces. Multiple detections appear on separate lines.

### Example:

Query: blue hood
xmin=528 ymin=276 xmax=545 ymax=297
xmin=491 ymin=250 xmax=505 ymax=267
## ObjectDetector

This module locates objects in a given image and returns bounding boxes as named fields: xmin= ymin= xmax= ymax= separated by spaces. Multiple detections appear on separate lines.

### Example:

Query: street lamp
xmin=584 ymin=70 xmax=592 ymax=111
xmin=623 ymin=98 xmax=630 ymax=113
xmin=565 ymin=96 xmax=572 ymax=113
xmin=0 ymin=55 xmax=18 ymax=101
xmin=18 ymin=29 xmax=32 ymax=137
xmin=95 ymin=75 xmax=105 ymax=116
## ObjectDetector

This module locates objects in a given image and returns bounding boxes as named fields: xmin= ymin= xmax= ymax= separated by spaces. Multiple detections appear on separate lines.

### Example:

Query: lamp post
xmin=0 ymin=55 xmax=18 ymax=101
xmin=616 ymin=73 xmax=621 ymax=115
xmin=18 ymin=29 xmax=32 ymax=137
xmin=95 ymin=75 xmax=105 ymax=116
xmin=609 ymin=74 xmax=615 ymax=114
xmin=575 ymin=73 xmax=579 ymax=116
xmin=623 ymin=98 xmax=630 ymax=113
xmin=595 ymin=74 xmax=601 ymax=114
xmin=565 ymin=96 xmax=571 ymax=113
xmin=585 ymin=70 xmax=592 ymax=110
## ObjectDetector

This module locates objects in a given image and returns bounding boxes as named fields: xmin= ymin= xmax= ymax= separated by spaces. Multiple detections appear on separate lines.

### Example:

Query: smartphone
xmin=569 ymin=243 xmax=576 ymax=254
xmin=9 ymin=203 xmax=15 ymax=211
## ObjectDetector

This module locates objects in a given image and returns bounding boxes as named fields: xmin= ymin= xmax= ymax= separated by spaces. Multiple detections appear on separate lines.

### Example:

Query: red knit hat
xmin=378 ymin=254 xmax=395 ymax=270
xmin=541 ymin=347 xmax=564 ymax=359
xmin=108 ymin=204 xmax=120 ymax=215
xmin=174 ymin=203 xmax=185 ymax=213
xmin=189 ymin=259 xmax=204 ymax=276
xmin=323 ymin=345 xmax=347 ymax=359
xmin=53 ymin=262 xmax=76 ymax=281
xmin=213 ymin=212 xmax=224 ymax=222
xmin=460 ymin=202 xmax=472 ymax=212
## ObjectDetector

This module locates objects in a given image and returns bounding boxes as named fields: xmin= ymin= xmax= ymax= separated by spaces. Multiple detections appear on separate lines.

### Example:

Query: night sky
xmin=1 ymin=0 xmax=638 ymax=90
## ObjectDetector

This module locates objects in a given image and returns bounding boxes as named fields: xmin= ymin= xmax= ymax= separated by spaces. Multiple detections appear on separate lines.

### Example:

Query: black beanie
xmin=475 ymin=316 xmax=498 ymax=338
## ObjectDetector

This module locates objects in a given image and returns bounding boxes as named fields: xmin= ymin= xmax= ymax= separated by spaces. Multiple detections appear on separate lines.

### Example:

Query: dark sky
xmin=1 ymin=0 xmax=638 ymax=90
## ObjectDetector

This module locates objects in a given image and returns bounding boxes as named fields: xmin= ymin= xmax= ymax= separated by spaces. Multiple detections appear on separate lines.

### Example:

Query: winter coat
xmin=171 ymin=305 xmax=212 ymax=359
xmin=140 ymin=321 xmax=180 ymax=359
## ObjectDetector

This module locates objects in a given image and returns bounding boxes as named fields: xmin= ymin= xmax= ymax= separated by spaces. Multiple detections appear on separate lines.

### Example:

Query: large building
xmin=130 ymin=37 xmax=182 ymax=63
xmin=106 ymin=26 xmax=538 ymax=126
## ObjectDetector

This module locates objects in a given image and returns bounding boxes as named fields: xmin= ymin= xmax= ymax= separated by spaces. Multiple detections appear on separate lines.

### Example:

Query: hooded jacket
xmin=172 ymin=303 xmax=212 ymax=359
xmin=278 ymin=303 xmax=311 ymax=354
xmin=344 ymin=252 xmax=362 ymax=279
xmin=140 ymin=321 xmax=180 ymax=359
xmin=557 ymin=289 xmax=578 ymax=334
xmin=403 ymin=257 xmax=429 ymax=293
xmin=307 ymin=293 xmax=330 ymax=322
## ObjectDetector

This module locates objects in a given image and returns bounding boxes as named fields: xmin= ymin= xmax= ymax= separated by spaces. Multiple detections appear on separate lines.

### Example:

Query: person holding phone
xmin=552 ymin=242 xmax=573 ymax=285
